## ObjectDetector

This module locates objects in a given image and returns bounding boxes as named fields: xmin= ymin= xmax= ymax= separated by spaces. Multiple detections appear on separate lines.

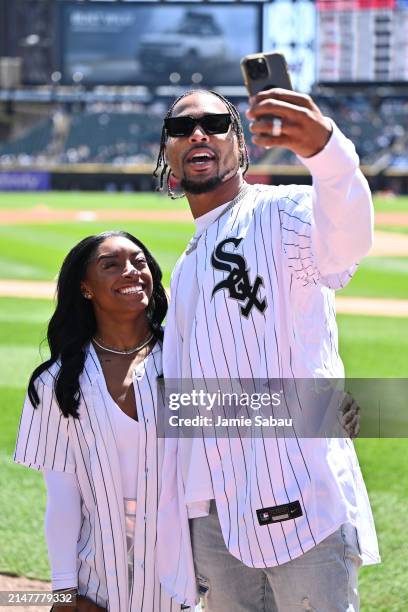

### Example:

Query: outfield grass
xmin=0 ymin=193 xmax=406 ymax=299
xmin=0 ymin=191 xmax=187 ymax=211
xmin=0 ymin=221 xmax=194 ymax=286
xmin=0 ymin=299 xmax=53 ymax=580
xmin=338 ymin=315 xmax=408 ymax=377
xmin=377 ymin=226 xmax=408 ymax=235
xmin=337 ymin=257 xmax=408 ymax=300
xmin=0 ymin=227 xmax=407 ymax=301
xmin=0 ymin=191 xmax=406 ymax=213
xmin=372 ymin=195 xmax=408 ymax=213
xmin=356 ymin=439 xmax=408 ymax=612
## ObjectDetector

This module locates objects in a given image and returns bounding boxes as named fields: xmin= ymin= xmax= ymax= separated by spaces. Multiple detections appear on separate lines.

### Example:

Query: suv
xmin=139 ymin=11 xmax=227 ymax=79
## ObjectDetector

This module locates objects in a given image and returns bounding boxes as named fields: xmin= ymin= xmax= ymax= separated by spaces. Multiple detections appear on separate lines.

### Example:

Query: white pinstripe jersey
xmin=14 ymin=343 xmax=190 ymax=612
xmin=158 ymin=125 xmax=380 ymax=600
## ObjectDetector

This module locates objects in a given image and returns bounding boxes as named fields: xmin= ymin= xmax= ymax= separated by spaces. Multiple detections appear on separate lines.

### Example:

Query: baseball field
xmin=0 ymin=191 xmax=407 ymax=611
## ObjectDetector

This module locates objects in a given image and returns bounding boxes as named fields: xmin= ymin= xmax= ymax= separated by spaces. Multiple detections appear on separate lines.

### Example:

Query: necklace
xmin=185 ymin=182 xmax=252 ymax=255
xmin=92 ymin=333 xmax=154 ymax=355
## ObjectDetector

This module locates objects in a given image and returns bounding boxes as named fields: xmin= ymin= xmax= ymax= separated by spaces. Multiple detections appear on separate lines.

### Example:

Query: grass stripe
xmin=0 ymin=192 xmax=407 ymax=212
xmin=0 ymin=221 xmax=194 ymax=285
xmin=0 ymin=191 xmax=188 ymax=211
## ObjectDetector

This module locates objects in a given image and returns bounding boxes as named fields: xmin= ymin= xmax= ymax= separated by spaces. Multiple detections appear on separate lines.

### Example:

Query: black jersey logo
xmin=211 ymin=237 xmax=267 ymax=317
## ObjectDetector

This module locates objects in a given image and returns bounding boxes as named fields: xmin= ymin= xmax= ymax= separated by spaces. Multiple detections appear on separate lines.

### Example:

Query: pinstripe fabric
xmin=14 ymin=343 xmax=188 ymax=612
xmin=158 ymin=139 xmax=380 ymax=598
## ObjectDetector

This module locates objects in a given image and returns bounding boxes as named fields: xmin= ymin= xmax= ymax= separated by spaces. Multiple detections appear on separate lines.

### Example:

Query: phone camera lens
xmin=247 ymin=58 xmax=268 ymax=80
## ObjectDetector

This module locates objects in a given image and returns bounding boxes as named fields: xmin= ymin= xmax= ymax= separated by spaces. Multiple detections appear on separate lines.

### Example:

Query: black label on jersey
xmin=211 ymin=237 xmax=267 ymax=318
xmin=256 ymin=501 xmax=303 ymax=526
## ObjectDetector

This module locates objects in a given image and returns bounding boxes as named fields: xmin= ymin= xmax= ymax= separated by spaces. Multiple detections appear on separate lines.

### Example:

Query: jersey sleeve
xmin=278 ymin=185 xmax=358 ymax=291
xmin=14 ymin=375 xmax=75 ymax=474
xmin=44 ymin=470 xmax=81 ymax=590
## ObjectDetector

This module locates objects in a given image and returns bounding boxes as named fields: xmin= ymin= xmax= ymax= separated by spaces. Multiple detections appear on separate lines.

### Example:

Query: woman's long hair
xmin=27 ymin=231 xmax=168 ymax=418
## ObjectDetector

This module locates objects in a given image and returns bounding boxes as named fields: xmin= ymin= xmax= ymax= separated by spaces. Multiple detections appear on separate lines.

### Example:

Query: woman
xmin=14 ymin=231 xmax=196 ymax=611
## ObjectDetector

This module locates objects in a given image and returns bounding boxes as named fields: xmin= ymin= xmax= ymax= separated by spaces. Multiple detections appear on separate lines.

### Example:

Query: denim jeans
xmin=191 ymin=501 xmax=362 ymax=612
xmin=124 ymin=498 xmax=137 ymax=593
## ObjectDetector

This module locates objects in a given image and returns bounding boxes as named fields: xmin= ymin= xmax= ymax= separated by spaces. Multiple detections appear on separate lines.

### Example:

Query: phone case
xmin=241 ymin=52 xmax=293 ymax=97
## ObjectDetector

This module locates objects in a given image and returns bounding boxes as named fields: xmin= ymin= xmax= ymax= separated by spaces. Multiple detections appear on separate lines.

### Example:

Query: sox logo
xmin=211 ymin=237 xmax=267 ymax=317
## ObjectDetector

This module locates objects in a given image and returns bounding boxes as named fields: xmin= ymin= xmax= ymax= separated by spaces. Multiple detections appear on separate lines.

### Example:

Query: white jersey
xmin=158 ymin=123 xmax=379 ymax=602
xmin=14 ymin=343 xmax=192 ymax=611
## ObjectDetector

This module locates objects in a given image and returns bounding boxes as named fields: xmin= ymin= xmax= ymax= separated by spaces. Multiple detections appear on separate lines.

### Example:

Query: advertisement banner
xmin=0 ymin=172 xmax=50 ymax=191
xmin=60 ymin=2 xmax=260 ymax=86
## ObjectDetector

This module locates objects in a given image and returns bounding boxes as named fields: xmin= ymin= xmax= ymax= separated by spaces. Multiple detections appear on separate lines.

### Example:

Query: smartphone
xmin=241 ymin=52 xmax=293 ymax=97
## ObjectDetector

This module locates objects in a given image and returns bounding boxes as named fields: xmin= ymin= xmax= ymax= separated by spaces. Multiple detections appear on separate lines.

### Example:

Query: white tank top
xmin=107 ymin=396 xmax=139 ymax=500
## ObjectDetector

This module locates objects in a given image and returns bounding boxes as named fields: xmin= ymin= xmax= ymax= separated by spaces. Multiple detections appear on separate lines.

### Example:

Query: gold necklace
xmin=185 ymin=182 xmax=251 ymax=255
xmin=92 ymin=333 xmax=154 ymax=355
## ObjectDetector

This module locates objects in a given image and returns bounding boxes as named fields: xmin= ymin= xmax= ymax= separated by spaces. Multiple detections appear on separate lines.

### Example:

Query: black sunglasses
xmin=164 ymin=113 xmax=232 ymax=138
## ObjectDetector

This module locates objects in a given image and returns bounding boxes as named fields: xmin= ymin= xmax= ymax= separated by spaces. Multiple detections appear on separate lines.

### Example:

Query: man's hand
xmin=246 ymin=89 xmax=333 ymax=158
xmin=340 ymin=393 xmax=360 ymax=439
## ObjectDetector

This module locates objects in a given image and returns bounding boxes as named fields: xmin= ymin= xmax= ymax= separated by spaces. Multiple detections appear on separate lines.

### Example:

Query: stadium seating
xmin=0 ymin=118 xmax=52 ymax=159
xmin=0 ymin=97 xmax=406 ymax=171
xmin=62 ymin=112 xmax=159 ymax=164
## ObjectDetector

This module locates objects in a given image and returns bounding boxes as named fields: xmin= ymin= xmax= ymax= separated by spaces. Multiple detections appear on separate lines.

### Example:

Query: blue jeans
xmin=191 ymin=501 xmax=362 ymax=612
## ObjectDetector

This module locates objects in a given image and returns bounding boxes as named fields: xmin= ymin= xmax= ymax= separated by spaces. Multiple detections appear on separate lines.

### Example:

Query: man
xmin=156 ymin=88 xmax=379 ymax=611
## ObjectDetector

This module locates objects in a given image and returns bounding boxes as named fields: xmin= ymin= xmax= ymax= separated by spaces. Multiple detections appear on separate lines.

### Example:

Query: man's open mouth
xmin=185 ymin=148 xmax=217 ymax=166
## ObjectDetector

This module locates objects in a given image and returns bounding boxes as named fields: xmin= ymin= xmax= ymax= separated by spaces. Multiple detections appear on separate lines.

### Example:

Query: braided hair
xmin=27 ymin=231 xmax=167 ymax=419
xmin=153 ymin=90 xmax=249 ymax=198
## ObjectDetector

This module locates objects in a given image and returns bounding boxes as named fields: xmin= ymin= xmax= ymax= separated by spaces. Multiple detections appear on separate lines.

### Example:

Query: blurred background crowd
xmin=0 ymin=0 xmax=407 ymax=193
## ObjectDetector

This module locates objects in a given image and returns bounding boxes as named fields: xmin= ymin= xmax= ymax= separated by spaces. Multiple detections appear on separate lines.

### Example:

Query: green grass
xmin=376 ymin=226 xmax=408 ymax=235
xmin=0 ymin=230 xmax=407 ymax=301
xmin=0 ymin=452 xmax=48 ymax=580
xmin=0 ymin=193 xmax=406 ymax=301
xmin=356 ymin=439 xmax=408 ymax=612
xmin=0 ymin=221 xmax=194 ymax=286
xmin=0 ymin=192 xmax=406 ymax=213
xmin=0 ymin=298 xmax=52 ymax=579
xmin=0 ymin=191 xmax=187 ymax=211
xmin=373 ymin=195 xmax=408 ymax=213
xmin=338 ymin=257 xmax=408 ymax=300
xmin=338 ymin=315 xmax=408 ymax=610
xmin=338 ymin=315 xmax=408 ymax=377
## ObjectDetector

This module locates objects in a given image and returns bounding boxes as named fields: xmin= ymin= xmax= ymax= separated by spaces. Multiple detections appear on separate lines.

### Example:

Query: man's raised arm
xmin=247 ymin=89 xmax=374 ymax=276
